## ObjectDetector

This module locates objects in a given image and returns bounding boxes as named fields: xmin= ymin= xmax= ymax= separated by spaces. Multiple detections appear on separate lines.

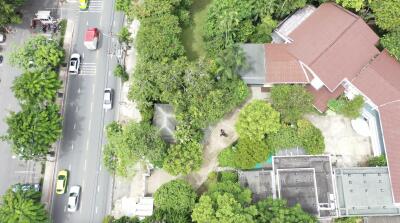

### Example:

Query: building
xmin=239 ymin=2 xmax=400 ymax=207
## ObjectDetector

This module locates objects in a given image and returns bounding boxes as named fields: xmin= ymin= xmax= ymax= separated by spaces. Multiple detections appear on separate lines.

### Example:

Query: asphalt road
xmin=51 ymin=0 xmax=124 ymax=222
xmin=0 ymin=0 xmax=58 ymax=196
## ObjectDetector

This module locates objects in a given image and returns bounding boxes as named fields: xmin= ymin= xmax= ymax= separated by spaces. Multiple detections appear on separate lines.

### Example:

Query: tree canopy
xmin=12 ymin=70 xmax=62 ymax=105
xmin=0 ymin=188 xmax=48 ymax=223
xmin=235 ymin=100 xmax=281 ymax=140
xmin=103 ymin=121 xmax=167 ymax=177
xmin=255 ymin=198 xmax=317 ymax=223
xmin=2 ymin=104 xmax=62 ymax=160
xmin=163 ymin=140 xmax=203 ymax=176
xmin=153 ymin=180 xmax=197 ymax=222
xmin=10 ymin=36 xmax=64 ymax=71
xmin=270 ymin=85 xmax=314 ymax=124
xmin=0 ymin=0 xmax=24 ymax=29
xmin=336 ymin=0 xmax=365 ymax=11
xmin=381 ymin=31 xmax=400 ymax=61
xmin=370 ymin=0 xmax=400 ymax=31
xmin=297 ymin=119 xmax=325 ymax=155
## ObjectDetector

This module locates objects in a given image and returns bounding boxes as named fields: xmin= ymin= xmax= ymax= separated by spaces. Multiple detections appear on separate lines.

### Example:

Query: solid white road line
xmin=92 ymin=84 xmax=95 ymax=95
xmin=97 ymin=185 xmax=100 ymax=192
xmin=90 ymin=102 xmax=93 ymax=112
xmin=75 ymin=106 xmax=79 ymax=112
xmin=86 ymin=140 xmax=89 ymax=151
xmin=88 ymin=119 xmax=92 ymax=131
xmin=71 ymin=144 xmax=74 ymax=151
xmin=77 ymin=88 xmax=81 ymax=94
xmin=84 ymin=159 xmax=87 ymax=170
xmin=99 ymin=164 xmax=102 ymax=171
xmin=95 ymin=206 xmax=98 ymax=214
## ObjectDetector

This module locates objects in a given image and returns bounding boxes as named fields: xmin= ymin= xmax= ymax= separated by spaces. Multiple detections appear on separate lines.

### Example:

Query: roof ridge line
xmin=309 ymin=16 xmax=361 ymax=66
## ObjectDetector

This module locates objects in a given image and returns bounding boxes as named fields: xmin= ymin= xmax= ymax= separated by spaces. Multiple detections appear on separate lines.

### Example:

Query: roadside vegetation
xmin=0 ymin=0 xmax=25 ymax=29
xmin=1 ymin=36 xmax=64 ymax=160
xmin=0 ymin=187 xmax=49 ymax=222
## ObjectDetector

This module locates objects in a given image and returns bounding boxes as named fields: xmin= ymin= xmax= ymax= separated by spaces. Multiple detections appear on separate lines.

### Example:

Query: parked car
xmin=12 ymin=183 xmax=40 ymax=192
xmin=67 ymin=186 xmax=81 ymax=212
xmin=68 ymin=53 xmax=81 ymax=74
xmin=103 ymin=88 xmax=113 ymax=110
xmin=56 ymin=170 xmax=68 ymax=195
xmin=0 ymin=55 xmax=3 ymax=65
xmin=79 ymin=0 xmax=88 ymax=10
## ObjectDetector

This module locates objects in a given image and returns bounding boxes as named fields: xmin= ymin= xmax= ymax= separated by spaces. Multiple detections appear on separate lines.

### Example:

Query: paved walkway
xmin=147 ymin=87 xmax=268 ymax=193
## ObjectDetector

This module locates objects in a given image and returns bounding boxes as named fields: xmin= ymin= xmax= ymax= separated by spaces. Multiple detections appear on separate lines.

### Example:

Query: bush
xmin=118 ymin=26 xmax=132 ymax=45
xmin=266 ymin=126 xmax=300 ymax=153
xmin=367 ymin=155 xmax=387 ymax=167
xmin=297 ymin=119 xmax=325 ymax=155
xmin=218 ymin=146 xmax=237 ymax=167
xmin=334 ymin=217 xmax=362 ymax=223
xmin=233 ymin=138 xmax=269 ymax=169
xmin=328 ymin=95 xmax=364 ymax=119
xmin=114 ymin=64 xmax=129 ymax=82
xmin=270 ymin=85 xmax=314 ymax=124
xmin=154 ymin=180 xmax=197 ymax=214
xmin=219 ymin=171 xmax=238 ymax=183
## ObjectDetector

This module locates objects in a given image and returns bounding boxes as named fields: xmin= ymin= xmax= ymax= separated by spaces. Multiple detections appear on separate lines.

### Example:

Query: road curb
xmin=41 ymin=19 xmax=75 ymax=216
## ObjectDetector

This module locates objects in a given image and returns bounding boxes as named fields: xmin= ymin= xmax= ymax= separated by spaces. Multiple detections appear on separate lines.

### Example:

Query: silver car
xmin=67 ymin=186 xmax=81 ymax=212
xmin=103 ymin=88 xmax=113 ymax=110
xmin=68 ymin=53 xmax=81 ymax=74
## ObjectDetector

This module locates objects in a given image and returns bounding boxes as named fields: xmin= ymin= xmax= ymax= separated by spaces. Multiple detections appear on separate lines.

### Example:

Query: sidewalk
xmin=41 ymin=19 xmax=74 ymax=210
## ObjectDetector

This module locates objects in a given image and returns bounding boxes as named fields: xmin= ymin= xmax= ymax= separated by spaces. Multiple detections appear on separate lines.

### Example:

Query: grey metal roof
xmin=335 ymin=167 xmax=400 ymax=216
xmin=152 ymin=104 xmax=177 ymax=144
xmin=239 ymin=44 xmax=266 ymax=85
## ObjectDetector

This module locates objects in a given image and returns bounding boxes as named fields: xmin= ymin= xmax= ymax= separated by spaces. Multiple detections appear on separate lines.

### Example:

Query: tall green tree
xmin=381 ymin=31 xmax=400 ymax=61
xmin=235 ymin=100 xmax=281 ymax=140
xmin=103 ymin=121 xmax=168 ymax=177
xmin=12 ymin=70 xmax=61 ymax=105
xmin=192 ymin=177 xmax=257 ymax=223
xmin=10 ymin=35 xmax=64 ymax=71
xmin=233 ymin=138 xmax=269 ymax=169
xmin=2 ymin=104 xmax=62 ymax=160
xmin=270 ymin=85 xmax=314 ymax=123
xmin=153 ymin=180 xmax=197 ymax=222
xmin=255 ymin=198 xmax=317 ymax=223
xmin=0 ymin=0 xmax=24 ymax=29
xmin=370 ymin=0 xmax=400 ymax=31
xmin=297 ymin=119 xmax=325 ymax=155
xmin=0 ymin=188 xmax=49 ymax=223
xmin=163 ymin=140 xmax=203 ymax=176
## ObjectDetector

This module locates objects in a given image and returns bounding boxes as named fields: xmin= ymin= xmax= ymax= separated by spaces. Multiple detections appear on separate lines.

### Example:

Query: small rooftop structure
xmin=239 ymin=44 xmax=266 ymax=85
xmin=153 ymin=104 xmax=177 ymax=143
xmin=335 ymin=167 xmax=400 ymax=216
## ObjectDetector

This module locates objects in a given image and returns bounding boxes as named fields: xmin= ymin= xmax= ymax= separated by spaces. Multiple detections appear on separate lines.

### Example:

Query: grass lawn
xmin=182 ymin=0 xmax=213 ymax=60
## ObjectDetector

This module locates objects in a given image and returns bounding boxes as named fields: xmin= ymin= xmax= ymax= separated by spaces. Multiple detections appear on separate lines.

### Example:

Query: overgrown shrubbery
xmin=113 ymin=64 xmax=129 ymax=82
xmin=328 ymin=95 xmax=364 ymax=119
xmin=367 ymin=155 xmax=387 ymax=167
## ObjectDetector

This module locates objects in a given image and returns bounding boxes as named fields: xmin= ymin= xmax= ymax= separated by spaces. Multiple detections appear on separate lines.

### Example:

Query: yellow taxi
xmin=79 ymin=0 xmax=88 ymax=10
xmin=56 ymin=170 xmax=68 ymax=195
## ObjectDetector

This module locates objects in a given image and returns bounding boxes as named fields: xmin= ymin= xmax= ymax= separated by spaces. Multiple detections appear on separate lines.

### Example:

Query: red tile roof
xmin=265 ymin=44 xmax=308 ymax=83
xmin=306 ymin=85 xmax=344 ymax=112
xmin=287 ymin=3 xmax=379 ymax=91
xmin=352 ymin=50 xmax=400 ymax=203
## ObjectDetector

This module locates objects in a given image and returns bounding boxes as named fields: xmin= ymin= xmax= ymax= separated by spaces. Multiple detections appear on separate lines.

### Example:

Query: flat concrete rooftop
xmin=238 ymin=170 xmax=274 ymax=202
xmin=335 ymin=167 xmax=400 ymax=216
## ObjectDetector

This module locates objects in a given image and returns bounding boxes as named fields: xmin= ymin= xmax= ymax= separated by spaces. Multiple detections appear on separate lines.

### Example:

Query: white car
xmin=69 ymin=53 xmax=81 ymax=74
xmin=103 ymin=88 xmax=113 ymax=110
xmin=67 ymin=186 xmax=81 ymax=212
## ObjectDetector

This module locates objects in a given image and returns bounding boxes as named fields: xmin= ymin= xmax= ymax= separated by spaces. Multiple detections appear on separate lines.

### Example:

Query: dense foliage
xmin=0 ymin=0 xmax=24 ymax=29
xmin=153 ymin=180 xmax=197 ymax=222
xmin=367 ymin=155 xmax=387 ymax=167
xmin=381 ymin=31 xmax=400 ymax=61
xmin=3 ymin=104 xmax=62 ymax=160
xmin=235 ymin=100 xmax=281 ymax=140
xmin=328 ymin=95 xmax=364 ymax=119
xmin=192 ymin=175 xmax=257 ymax=223
xmin=297 ymin=119 xmax=325 ymax=154
xmin=336 ymin=0 xmax=365 ymax=11
xmin=163 ymin=140 xmax=203 ymax=176
xmin=334 ymin=217 xmax=363 ymax=223
xmin=255 ymin=198 xmax=317 ymax=223
xmin=270 ymin=85 xmax=314 ymax=124
xmin=12 ymin=70 xmax=62 ymax=105
xmin=266 ymin=126 xmax=300 ymax=153
xmin=103 ymin=215 xmax=141 ymax=223
xmin=0 ymin=188 xmax=48 ymax=223
xmin=10 ymin=36 xmax=65 ymax=71
xmin=103 ymin=121 xmax=167 ymax=177
xmin=370 ymin=0 xmax=400 ymax=31
xmin=113 ymin=64 xmax=129 ymax=82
